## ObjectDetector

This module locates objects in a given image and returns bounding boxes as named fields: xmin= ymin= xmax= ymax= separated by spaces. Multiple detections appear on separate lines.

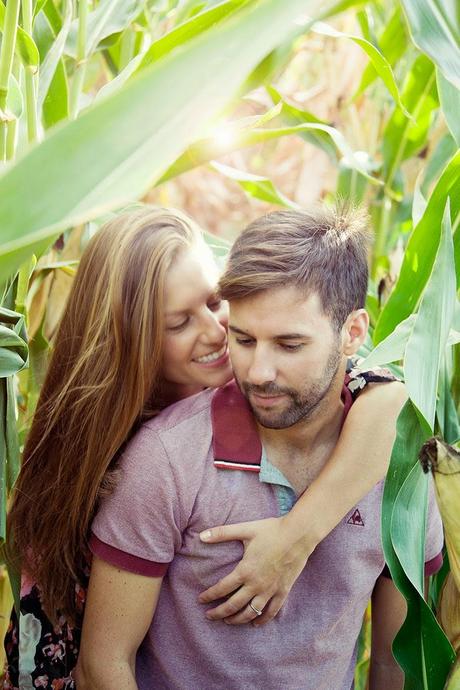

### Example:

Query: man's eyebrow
xmin=229 ymin=326 xmax=312 ymax=340
xmin=229 ymin=325 xmax=251 ymax=336
xmin=275 ymin=333 xmax=312 ymax=340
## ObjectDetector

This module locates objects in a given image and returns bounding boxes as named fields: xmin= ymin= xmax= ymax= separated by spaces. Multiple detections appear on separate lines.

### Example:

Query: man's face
xmin=228 ymin=286 xmax=344 ymax=429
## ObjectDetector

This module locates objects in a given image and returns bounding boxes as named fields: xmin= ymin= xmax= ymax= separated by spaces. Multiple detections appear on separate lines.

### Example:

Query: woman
xmin=4 ymin=206 xmax=404 ymax=689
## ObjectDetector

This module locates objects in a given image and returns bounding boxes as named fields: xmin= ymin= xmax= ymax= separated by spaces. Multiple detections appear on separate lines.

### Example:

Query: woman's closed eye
xmin=167 ymin=316 xmax=190 ymax=332
xmin=208 ymin=297 xmax=223 ymax=312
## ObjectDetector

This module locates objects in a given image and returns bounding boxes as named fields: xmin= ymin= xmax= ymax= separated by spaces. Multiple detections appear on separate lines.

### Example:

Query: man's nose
xmin=247 ymin=349 xmax=276 ymax=386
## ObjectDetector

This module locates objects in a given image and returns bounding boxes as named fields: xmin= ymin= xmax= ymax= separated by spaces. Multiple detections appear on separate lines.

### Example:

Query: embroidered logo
xmin=347 ymin=508 xmax=365 ymax=527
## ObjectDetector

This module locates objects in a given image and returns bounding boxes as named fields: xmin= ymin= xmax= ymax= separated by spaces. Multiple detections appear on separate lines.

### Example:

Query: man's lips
xmin=250 ymin=392 xmax=287 ymax=407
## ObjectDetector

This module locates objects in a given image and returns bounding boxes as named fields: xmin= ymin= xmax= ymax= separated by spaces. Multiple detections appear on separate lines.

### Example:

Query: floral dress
xmin=2 ymin=365 xmax=396 ymax=689
xmin=3 ymin=570 xmax=87 ymax=690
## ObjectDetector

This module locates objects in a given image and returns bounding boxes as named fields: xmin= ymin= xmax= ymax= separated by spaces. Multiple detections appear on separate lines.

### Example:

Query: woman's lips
xmin=193 ymin=349 xmax=230 ymax=368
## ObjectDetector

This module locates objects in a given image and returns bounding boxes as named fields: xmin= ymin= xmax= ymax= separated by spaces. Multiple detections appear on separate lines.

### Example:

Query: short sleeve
xmin=90 ymin=425 xmax=186 ymax=577
xmin=345 ymin=361 xmax=398 ymax=401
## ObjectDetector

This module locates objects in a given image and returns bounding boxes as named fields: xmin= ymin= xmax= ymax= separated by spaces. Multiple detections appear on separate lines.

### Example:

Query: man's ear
xmin=341 ymin=309 xmax=369 ymax=356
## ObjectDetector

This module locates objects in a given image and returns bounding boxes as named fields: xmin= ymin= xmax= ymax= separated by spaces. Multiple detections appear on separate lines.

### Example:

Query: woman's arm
xmin=75 ymin=556 xmax=163 ymax=690
xmin=199 ymin=381 xmax=407 ymax=625
xmin=368 ymin=576 xmax=406 ymax=690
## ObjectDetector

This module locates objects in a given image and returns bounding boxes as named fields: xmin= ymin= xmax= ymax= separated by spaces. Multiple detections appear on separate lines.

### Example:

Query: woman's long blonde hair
xmin=7 ymin=206 xmax=201 ymax=624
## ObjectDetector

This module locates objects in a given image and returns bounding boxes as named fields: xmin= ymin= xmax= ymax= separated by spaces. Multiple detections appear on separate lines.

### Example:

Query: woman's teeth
xmin=194 ymin=344 xmax=227 ymax=364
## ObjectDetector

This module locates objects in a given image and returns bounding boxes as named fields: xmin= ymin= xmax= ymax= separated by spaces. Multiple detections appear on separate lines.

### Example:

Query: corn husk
xmin=419 ymin=438 xmax=460 ymax=592
xmin=420 ymin=438 xmax=460 ymax=688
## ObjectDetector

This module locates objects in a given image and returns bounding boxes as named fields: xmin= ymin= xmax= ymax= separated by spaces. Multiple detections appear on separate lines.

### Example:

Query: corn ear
xmin=419 ymin=438 xmax=460 ymax=687
xmin=444 ymin=659 xmax=460 ymax=690
xmin=438 ymin=573 xmax=460 ymax=654
xmin=419 ymin=438 xmax=460 ymax=592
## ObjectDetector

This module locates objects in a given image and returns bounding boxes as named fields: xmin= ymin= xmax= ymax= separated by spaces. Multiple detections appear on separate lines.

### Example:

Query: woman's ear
xmin=341 ymin=309 xmax=369 ymax=355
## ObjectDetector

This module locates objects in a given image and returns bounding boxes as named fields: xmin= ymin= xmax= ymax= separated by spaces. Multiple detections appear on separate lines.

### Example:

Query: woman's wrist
xmin=280 ymin=510 xmax=322 ymax=561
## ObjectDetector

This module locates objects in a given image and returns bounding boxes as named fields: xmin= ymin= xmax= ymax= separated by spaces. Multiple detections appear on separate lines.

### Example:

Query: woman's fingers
xmin=223 ymin=596 xmax=271 ymax=626
xmin=200 ymin=521 xmax=253 ymax=544
xmin=199 ymin=569 xmax=245 ymax=604
xmin=204 ymin=585 xmax=255 ymax=621
xmin=251 ymin=593 xmax=285 ymax=627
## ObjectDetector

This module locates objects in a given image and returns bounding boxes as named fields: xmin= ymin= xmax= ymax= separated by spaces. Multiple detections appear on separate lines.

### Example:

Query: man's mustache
xmin=242 ymin=382 xmax=296 ymax=397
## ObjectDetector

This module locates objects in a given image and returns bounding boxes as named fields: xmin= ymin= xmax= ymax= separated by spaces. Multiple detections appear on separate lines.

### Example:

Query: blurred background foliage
xmin=0 ymin=0 xmax=459 ymax=686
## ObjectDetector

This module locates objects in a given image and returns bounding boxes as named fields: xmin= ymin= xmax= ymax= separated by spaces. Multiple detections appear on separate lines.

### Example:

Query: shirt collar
xmin=211 ymin=376 xmax=353 ymax=472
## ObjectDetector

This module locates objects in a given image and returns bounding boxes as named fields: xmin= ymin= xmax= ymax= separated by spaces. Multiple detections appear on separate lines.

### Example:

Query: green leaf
xmin=382 ymin=402 xmax=455 ymax=687
xmin=211 ymin=161 xmax=300 ymax=208
xmin=0 ymin=309 xmax=28 ymax=379
xmin=437 ymin=68 xmax=460 ymax=147
xmin=66 ymin=0 xmax=144 ymax=58
xmin=312 ymin=21 xmax=410 ymax=116
xmin=267 ymin=85 xmax=337 ymax=159
xmin=382 ymin=54 xmax=438 ymax=188
xmin=134 ymin=0 xmax=250 ymax=75
xmin=375 ymin=150 xmax=460 ymax=343
xmin=404 ymin=201 xmax=456 ymax=430
xmin=6 ymin=74 xmax=23 ymax=119
xmin=355 ymin=6 xmax=408 ymax=97
xmin=436 ymin=355 xmax=460 ymax=443
xmin=421 ymin=134 xmax=458 ymax=194
xmin=0 ymin=0 xmax=328 ymax=287
xmin=360 ymin=314 xmax=416 ymax=369
xmin=38 ymin=0 xmax=72 ymax=119
xmin=400 ymin=0 xmax=460 ymax=90
xmin=160 ymin=121 xmax=382 ymax=186
xmin=391 ymin=463 xmax=428 ymax=596
xmin=0 ymin=1 xmax=40 ymax=71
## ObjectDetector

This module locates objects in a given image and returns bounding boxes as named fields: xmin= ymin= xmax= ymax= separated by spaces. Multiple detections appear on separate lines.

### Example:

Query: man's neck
xmin=257 ymin=375 xmax=346 ymax=494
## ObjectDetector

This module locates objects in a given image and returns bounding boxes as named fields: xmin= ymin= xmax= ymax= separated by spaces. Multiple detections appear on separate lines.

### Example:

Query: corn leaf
xmin=404 ymin=202 xmax=456 ymax=430
xmin=382 ymin=54 xmax=438 ymax=187
xmin=0 ymin=0 xmax=329 ymax=288
xmin=375 ymin=150 xmax=460 ymax=343
xmin=134 ymin=0 xmax=250 ymax=75
xmin=382 ymin=402 xmax=455 ymax=687
xmin=210 ymin=161 xmax=300 ymax=208
xmin=355 ymin=6 xmax=408 ymax=97
xmin=0 ymin=308 xmax=28 ymax=545
xmin=400 ymin=0 xmax=460 ymax=90
xmin=267 ymin=86 xmax=337 ymax=159
xmin=66 ymin=0 xmax=144 ymax=59
xmin=312 ymin=21 xmax=409 ymax=116
xmin=37 ymin=0 xmax=72 ymax=120
xmin=160 ymin=122 xmax=382 ymax=185
xmin=437 ymin=68 xmax=460 ymax=148
xmin=0 ymin=1 xmax=39 ymax=71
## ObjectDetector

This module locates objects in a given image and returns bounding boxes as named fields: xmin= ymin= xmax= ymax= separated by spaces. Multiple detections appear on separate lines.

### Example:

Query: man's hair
xmin=219 ymin=203 xmax=371 ymax=329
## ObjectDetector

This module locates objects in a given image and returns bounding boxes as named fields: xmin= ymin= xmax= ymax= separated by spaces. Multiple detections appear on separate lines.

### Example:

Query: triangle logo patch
xmin=347 ymin=508 xmax=365 ymax=527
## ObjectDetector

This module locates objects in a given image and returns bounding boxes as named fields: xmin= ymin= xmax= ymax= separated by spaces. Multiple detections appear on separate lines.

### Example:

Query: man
xmin=79 ymin=205 xmax=442 ymax=690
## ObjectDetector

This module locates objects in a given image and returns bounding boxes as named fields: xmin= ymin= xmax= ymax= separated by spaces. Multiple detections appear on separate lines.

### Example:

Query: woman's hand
xmin=198 ymin=515 xmax=316 ymax=626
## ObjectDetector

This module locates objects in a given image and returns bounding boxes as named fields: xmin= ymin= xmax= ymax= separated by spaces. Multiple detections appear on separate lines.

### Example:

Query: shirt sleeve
xmin=90 ymin=425 xmax=186 ymax=577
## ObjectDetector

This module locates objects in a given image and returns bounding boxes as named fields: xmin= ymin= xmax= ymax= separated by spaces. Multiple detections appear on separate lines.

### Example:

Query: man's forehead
xmin=228 ymin=285 xmax=330 ymax=335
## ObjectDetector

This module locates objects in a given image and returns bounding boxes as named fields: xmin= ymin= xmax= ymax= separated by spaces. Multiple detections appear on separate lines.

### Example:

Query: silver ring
xmin=249 ymin=601 xmax=263 ymax=616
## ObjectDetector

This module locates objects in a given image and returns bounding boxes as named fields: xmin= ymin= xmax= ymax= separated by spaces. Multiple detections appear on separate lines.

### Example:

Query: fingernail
xmin=200 ymin=530 xmax=212 ymax=541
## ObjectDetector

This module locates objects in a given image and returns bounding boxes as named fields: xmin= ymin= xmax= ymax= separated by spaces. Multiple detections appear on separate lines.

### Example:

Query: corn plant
xmin=0 ymin=0 xmax=459 ymax=687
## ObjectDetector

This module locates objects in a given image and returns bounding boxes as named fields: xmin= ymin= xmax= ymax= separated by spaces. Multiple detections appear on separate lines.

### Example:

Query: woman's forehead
xmin=164 ymin=246 xmax=220 ymax=313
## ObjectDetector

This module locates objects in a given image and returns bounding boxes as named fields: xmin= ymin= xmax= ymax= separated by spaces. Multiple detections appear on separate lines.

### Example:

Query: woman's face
xmin=162 ymin=243 xmax=233 ymax=398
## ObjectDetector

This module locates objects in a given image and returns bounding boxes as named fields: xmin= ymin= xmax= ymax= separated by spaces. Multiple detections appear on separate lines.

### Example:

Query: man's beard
xmin=238 ymin=344 xmax=342 ymax=429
